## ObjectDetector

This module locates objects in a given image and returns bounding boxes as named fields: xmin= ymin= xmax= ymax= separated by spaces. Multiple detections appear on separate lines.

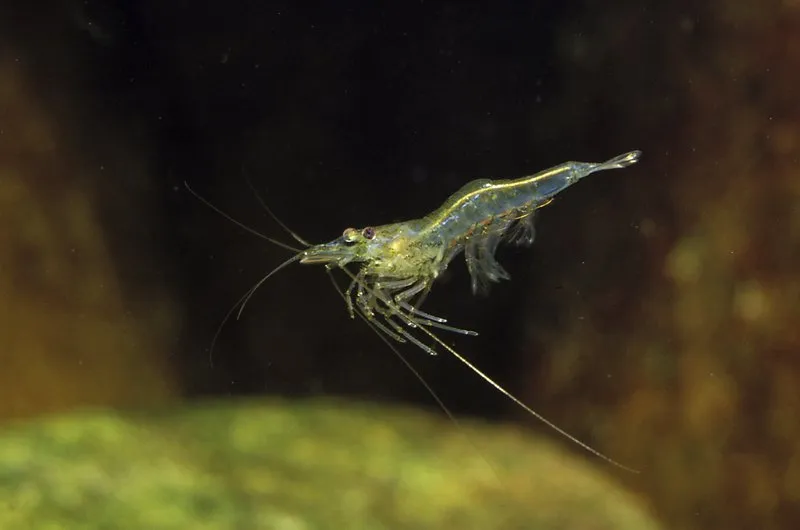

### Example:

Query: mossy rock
xmin=0 ymin=398 xmax=661 ymax=529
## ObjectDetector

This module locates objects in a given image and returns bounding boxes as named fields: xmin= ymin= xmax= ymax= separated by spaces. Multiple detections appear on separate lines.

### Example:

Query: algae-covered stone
xmin=0 ymin=399 xmax=661 ymax=529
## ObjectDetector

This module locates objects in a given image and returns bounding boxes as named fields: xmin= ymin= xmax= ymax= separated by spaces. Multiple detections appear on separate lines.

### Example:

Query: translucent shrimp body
xmin=189 ymin=150 xmax=641 ymax=471
xmin=301 ymin=150 xmax=641 ymax=295
xmin=293 ymin=150 xmax=641 ymax=470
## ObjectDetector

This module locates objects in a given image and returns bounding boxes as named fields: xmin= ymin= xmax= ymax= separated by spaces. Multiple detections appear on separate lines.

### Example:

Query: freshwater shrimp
xmin=187 ymin=149 xmax=641 ymax=470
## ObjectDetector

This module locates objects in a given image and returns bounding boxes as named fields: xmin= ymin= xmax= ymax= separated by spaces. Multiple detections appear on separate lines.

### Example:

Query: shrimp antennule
xmin=241 ymin=168 xmax=313 ymax=247
xmin=184 ymin=182 xmax=303 ymax=252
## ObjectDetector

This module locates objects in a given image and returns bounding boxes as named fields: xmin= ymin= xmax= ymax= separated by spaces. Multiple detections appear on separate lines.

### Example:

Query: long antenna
xmin=184 ymin=181 xmax=307 ymax=365
xmin=184 ymin=182 xmax=302 ymax=253
xmin=205 ymin=252 xmax=303 ymax=367
xmin=241 ymin=168 xmax=313 ymax=247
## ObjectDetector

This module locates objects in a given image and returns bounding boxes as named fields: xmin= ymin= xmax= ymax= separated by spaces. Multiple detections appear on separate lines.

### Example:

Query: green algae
xmin=0 ymin=398 xmax=661 ymax=529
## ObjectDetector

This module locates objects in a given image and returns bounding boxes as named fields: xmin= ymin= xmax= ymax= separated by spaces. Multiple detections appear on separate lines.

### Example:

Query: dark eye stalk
xmin=362 ymin=226 xmax=376 ymax=240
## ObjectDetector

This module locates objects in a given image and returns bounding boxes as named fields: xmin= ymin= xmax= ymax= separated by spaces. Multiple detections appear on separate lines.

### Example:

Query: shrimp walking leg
xmin=415 ymin=318 xmax=479 ymax=336
xmin=381 ymin=278 xmax=478 ymax=335
xmin=344 ymin=274 xmax=359 ymax=318
xmin=353 ymin=281 xmax=444 ymax=353
xmin=376 ymin=279 xmax=478 ymax=336
xmin=393 ymin=279 xmax=430 ymax=304
xmin=359 ymin=304 xmax=407 ymax=344
xmin=363 ymin=289 xmax=435 ymax=352
xmin=398 ymin=301 xmax=447 ymax=323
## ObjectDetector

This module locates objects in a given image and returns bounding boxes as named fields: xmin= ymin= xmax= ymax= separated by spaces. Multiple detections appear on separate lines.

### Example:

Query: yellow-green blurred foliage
xmin=520 ymin=2 xmax=800 ymax=529
xmin=0 ymin=398 xmax=663 ymax=530
xmin=0 ymin=56 xmax=177 ymax=419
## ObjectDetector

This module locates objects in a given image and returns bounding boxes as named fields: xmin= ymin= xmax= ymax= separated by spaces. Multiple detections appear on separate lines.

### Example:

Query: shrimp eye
xmin=342 ymin=227 xmax=359 ymax=243
xmin=362 ymin=226 xmax=376 ymax=240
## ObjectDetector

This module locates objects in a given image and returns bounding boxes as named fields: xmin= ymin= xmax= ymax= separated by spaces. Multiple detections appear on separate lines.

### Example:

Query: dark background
xmin=2 ymin=1 xmax=799 ymax=529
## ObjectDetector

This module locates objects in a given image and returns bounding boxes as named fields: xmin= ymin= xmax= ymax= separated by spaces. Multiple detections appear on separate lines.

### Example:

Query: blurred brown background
xmin=1 ymin=0 xmax=798 ymax=528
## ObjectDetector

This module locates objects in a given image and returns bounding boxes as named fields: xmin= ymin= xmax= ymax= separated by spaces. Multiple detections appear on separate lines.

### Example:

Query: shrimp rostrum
xmin=189 ymin=149 xmax=641 ymax=469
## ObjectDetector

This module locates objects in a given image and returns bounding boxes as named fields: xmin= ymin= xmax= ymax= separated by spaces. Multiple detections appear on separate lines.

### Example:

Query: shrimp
xmin=187 ymin=149 xmax=641 ymax=471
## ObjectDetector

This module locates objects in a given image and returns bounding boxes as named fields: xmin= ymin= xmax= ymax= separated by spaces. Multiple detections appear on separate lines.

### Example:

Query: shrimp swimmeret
xmin=187 ymin=149 xmax=641 ymax=471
